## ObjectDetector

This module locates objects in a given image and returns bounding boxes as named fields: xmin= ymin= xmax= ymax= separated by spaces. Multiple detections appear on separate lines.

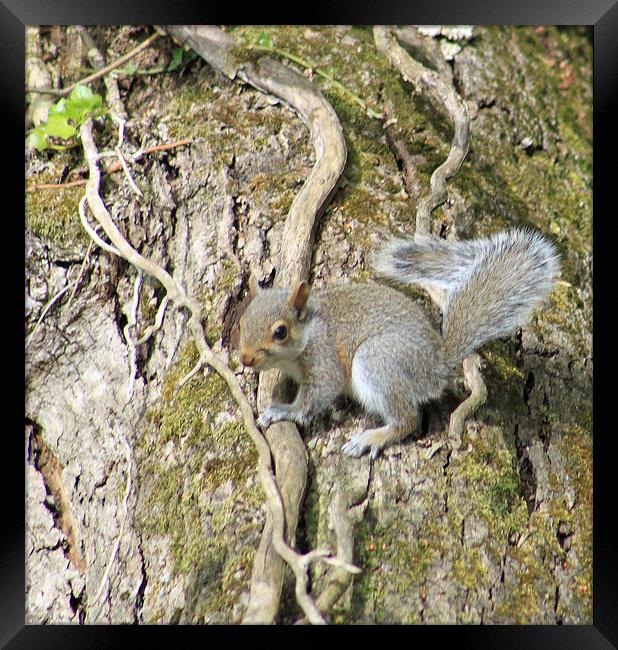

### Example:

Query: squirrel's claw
xmin=341 ymin=439 xmax=364 ymax=457
xmin=256 ymin=412 xmax=271 ymax=429
xmin=342 ymin=431 xmax=383 ymax=459
xmin=256 ymin=408 xmax=280 ymax=429
xmin=256 ymin=404 xmax=293 ymax=429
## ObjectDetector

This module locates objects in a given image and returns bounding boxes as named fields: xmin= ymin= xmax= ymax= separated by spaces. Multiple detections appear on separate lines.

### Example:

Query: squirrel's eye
xmin=273 ymin=325 xmax=288 ymax=340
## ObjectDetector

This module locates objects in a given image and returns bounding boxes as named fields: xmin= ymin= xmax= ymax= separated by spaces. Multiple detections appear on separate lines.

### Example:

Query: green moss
xmin=552 ymin=427 xmax=592 ymax=620
xmin=229 ymin=25 xmax=418 ymax=238
xmin=428 ymin=438 xmax=527 ymax=606
xmin=532 ymin=282 xmax=590 ymax=358
xmin=165 ymin=68 xmax=289 ymax=154
xmin=490 ymin=424 xmax=592 ymax=623
xmin=247 ymin=171 xmax=297 ymax=215
xmin=136 ymin=341 xmax=260 ymax=621
xmin=452 ymin=548 xmax=491 ymax=591
xmin=181 ymin=542 xmax=256 ymax=623
xmin=338 ymin=426 xmax=532 ymax=623
xmin=340 ymin=186 xmax=387 ymax=226
xmin=484 ymin=350 xmax=525 ymax=382
xmin=452 ymin=27 xmax=591 ymax=270
xmin=492 ymin=502 xmax=567 ymax=622
xmin=348 ymin=507 xmax=432 ymax=624
xmin=451 ymin=433 xmax=529 ymax=539
xmin=301 ymin=477 xmax=322 ymax=552
xmin=26 ymin=175 xmax=89 ymax=247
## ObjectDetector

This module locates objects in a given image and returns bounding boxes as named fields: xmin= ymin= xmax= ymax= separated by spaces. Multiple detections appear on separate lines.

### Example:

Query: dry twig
xmin=374 ymin=26 xmax=469 ymax=239
xmin=26 ymin=140 xmax=192 ymax=193
xmin=25 ymin=32 xmax=160 ymax=98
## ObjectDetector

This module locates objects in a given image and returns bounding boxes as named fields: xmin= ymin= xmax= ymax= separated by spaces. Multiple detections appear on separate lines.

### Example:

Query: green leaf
xmin=45 ymin=114 xmax=77 ymax=139
xmin=48 ymin=98 xmax=67 ymax=117
xmin=27 ymin=128 xmax=49 ymax=152
xmin=68 ymin=84 xmax=98 ymax=104
xmin=256 ymin=32 xmax=273 ymax=49
xmin=64 ymin=85 xmax=102 ymax=124
xmin=168 ymin=47 xmax=184 ymax=71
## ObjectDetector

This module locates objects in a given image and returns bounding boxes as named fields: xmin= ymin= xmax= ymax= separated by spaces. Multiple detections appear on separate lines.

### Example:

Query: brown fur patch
xmin=335 ymin=342 xmax=352 ymax=381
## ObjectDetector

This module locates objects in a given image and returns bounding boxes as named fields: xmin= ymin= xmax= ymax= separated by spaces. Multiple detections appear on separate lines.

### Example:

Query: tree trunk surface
xmin=25 ymin=25 xmax=591 ymax=624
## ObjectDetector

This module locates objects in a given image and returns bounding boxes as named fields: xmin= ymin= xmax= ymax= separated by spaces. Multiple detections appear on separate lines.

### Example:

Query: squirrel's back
xmin=313 ymin=283 xmax=440 ymax=343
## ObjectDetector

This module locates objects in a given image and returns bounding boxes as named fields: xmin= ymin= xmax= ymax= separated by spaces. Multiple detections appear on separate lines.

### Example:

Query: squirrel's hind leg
xmin=343 ymin=338 xmax=420 ymax=458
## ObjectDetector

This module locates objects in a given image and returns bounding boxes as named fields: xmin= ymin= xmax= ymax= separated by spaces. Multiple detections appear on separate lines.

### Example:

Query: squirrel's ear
xmin=288 ymin=281 xmax=310 ymax=319
xmin=248 ymin=273 xmax=260 ymax=298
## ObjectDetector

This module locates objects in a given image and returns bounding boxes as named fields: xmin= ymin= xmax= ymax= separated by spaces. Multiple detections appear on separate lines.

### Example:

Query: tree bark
xmin=25 ymin=25 xmax=592 ymax=624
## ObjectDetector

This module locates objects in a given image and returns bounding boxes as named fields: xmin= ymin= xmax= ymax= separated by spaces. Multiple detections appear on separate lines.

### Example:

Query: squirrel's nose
xmin=240 ymin=348 xmax=255 ymax=367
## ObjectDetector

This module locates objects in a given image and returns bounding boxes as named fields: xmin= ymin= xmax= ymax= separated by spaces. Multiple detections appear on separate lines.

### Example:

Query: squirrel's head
xmin=239 ymin=274 xmax=311 ymax=373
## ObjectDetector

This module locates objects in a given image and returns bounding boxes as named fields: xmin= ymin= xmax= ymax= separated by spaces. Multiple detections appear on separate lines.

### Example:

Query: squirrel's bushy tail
xmin=374 ymin=229 xmax=560 ymax=367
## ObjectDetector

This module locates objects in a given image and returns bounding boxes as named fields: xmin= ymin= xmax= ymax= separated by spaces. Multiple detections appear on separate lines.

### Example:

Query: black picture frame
xmin=9 ymin=1 xmax=616 ymax=647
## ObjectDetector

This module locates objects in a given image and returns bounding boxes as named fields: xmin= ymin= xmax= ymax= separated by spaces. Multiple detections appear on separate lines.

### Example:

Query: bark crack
xmin=27 ymin=422 xmax=86 ymax=574
xmin=134 ymin=535 xmax=148 ymax=624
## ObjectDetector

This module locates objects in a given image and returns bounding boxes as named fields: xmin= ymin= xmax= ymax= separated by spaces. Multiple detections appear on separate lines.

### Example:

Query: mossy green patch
xmin=228 ymin=26 xmax=419 ymax=236
xmin=449 ymin=432 xmax=529 ymax=541
xmin=551 ymin=427 xmax=592 ymax=620
xmin=348 ymin=507 xmax=432 ymax=624
xmin=533 ymin=282 xmax=590 ymax=358
xmin=480 ymin=341 xmax=528 ymax=417
xmin=26 ymin=177 xmax=89 ymax=248
xmin=340 ymin=185 xmax=387 ymax=227
xmin=484 ymin=349 xmax=525 ymax=383
xmin=164 ymin=68 xmax=290 ymax=154
xmin=247 ymin=171 xmax=297 ymax=215
xmin=136 ymin=341 xmax=260 ymax=620
xmin=453 ymin=27 xmax=591 ymax=272
xmin=491 ymin=424 xmax=592 ymax=623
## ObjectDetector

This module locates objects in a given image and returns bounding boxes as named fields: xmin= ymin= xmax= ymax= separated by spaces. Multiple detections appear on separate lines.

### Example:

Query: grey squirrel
xmin=239 ymin=229 xmax=559 ymax=458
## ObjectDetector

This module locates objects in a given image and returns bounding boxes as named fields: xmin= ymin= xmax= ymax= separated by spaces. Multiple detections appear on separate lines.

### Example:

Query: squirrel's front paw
xmin=256 ymin=404 xmax=291 ymax=429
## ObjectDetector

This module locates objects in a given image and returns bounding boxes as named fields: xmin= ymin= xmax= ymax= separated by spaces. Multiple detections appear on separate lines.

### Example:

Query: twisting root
xmin=374 ymin=26 xmax=470 ymax=238
xmin=295 ymin=489 xmax=363 ymax=625
xmin=448 ymin=353 xmax=487 ymax=447
xmin=173 ymin=357 xmax=205 ymax=397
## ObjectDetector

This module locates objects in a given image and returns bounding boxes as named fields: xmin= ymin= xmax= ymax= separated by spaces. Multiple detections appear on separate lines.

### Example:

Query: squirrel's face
xmin=239 ymin=279 xmax=310 ymax=374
